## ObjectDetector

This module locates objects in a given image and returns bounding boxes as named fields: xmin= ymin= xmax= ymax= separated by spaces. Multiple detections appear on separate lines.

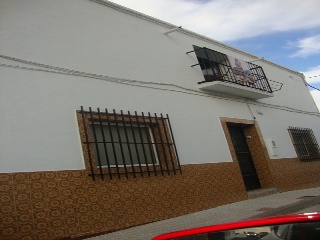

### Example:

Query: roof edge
xmin=89 ymin=0 xmax=304 ymax=78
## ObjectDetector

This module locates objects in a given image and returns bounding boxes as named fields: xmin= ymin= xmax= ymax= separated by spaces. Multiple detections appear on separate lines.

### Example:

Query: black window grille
xmin=288 ymin=127 xmax=320 ymax=161
xmin=78 ymin=106 xmax=181 ymax=180
xmin=187 ymin=45 xmax=282 ymax=93
xmin=90 ymin=123 xmax=157 ymax=166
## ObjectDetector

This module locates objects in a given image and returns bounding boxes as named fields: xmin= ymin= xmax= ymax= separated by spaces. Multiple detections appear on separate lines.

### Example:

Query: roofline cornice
xmin=89 ymin=0 xmax=305 ymax=78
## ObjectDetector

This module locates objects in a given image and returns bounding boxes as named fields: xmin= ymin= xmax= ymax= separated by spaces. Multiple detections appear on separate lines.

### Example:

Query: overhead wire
xmin=307 ymin=83 xmax=320 ymax=92
xmin=305 ymin=74 xmax=320 ymax=91
xmin=0 ymin=54 xmax=319 ymax=117
xmin=306 ymin=74 xmax=320 ymax=79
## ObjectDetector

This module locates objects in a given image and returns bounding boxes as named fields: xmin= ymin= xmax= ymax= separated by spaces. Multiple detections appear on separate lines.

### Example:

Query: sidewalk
xmin=87 ymin=187 xmax=320 ymax=240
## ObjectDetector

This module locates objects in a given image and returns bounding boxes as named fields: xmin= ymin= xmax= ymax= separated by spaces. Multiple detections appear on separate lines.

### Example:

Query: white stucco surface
xmin=0 ymin=0 xmax=319 ymax=172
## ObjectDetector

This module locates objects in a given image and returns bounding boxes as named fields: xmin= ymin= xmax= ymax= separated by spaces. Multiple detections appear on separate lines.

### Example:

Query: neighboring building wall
xmin=0 ymin=164 xmax=247 ymax=240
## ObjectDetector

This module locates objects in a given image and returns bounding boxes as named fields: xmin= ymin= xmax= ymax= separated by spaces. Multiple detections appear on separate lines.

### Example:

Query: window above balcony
xmin=188 ymin=46 xmax=280 ymax=99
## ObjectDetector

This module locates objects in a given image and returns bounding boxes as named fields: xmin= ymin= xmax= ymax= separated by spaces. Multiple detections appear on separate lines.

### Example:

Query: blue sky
xmin=110 ymin=0 xmax=320 ymax=110
xmin=227 ymin=31 xmax=319 ymax=71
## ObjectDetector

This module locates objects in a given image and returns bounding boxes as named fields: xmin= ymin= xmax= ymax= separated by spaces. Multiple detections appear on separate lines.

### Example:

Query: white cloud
xmin=290 ymin=35 xmax=320 ymax=57
xmin=303 ymin=66 xmax=320 ymax=112
xmin=110 ymin=0 xmax=320 ymax=41
xmin=303 ymin=65 xmax=320 ymax=84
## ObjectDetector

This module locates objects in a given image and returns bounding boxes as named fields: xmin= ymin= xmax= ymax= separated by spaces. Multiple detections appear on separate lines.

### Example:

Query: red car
xmin=153 ymin=212 xmax=320 ymax=240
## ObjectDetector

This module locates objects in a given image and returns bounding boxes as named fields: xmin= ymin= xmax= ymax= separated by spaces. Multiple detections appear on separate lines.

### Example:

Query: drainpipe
xmin=246 ymin=99 xmax=256 ymax=120
xmin=164 ymin=26 xmax=182 ymax=35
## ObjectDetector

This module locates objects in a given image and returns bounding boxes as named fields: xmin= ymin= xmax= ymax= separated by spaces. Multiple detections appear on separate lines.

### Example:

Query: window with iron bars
xmin=288 ymin=127 xmax=320 ymax=161
xmin=189 ymin=45 xmax=274 ymax=93
xmin=77 ymin=107 xmax=181 ymax=180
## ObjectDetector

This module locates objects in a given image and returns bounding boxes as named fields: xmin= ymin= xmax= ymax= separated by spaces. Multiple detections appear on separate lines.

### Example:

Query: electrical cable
xmin=246 ymin=99 xmax=256 ymax=120
xmin=307 ymin=83 xmax=320 ymax=92
xmin=305 ymin=74 xmax=320 ymax=91
xmin=0 ymin=54 xmax=319 ymax=117
xmin=306 ymin=74 xmax=320 ymax=79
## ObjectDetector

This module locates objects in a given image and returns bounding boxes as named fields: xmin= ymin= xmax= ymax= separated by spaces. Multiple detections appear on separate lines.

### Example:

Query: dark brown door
xmin=228 ymin=125 xmax=261 ymax=191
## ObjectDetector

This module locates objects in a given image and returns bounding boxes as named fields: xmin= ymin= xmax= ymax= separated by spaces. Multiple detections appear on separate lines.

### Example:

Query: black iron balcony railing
xmin=187 ymin=46 xmax=280 ymax=93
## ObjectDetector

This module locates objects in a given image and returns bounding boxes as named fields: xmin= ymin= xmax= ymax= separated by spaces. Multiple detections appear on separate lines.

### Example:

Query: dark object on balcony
xmin=188 ymin=46 xmax=276 ymax=94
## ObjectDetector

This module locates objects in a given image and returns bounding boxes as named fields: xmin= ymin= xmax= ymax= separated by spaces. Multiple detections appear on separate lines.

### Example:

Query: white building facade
xmin=1 ymin=0 xmax=320 ymax=239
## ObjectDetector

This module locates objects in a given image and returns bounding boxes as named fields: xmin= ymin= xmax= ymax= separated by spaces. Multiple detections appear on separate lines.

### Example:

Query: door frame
xmin=227 ymin=124 xmax=261 ymax=191
xmin=220 ymin=117 xmax=275 ymax=191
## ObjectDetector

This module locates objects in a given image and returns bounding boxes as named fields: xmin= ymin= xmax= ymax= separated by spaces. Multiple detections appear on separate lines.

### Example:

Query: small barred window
xmin=288 ymin=127 xmax=320 ymax=161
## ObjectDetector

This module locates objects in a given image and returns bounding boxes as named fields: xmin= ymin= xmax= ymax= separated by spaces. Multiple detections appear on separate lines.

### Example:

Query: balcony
xmin=188 ymin=46 xmax=280 ymax=99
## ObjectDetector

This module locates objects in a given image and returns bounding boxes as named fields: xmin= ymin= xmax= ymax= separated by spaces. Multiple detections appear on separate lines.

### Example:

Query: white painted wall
xmin=0 ymin=0 xmax=319 ymax=172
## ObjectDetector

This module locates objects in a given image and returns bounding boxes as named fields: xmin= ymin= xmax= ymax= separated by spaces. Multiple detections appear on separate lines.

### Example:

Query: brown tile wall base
xmin=270 ymin=158 xmax=320 ymax=191
xmin=0 ymin=163 xmax=247 ymax=240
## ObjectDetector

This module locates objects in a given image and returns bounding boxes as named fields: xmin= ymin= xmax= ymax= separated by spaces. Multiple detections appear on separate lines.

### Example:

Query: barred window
xmin=90 ymin=123 xmax=157 ymax=166
xmin=288 ymin=127 xmax=320 ymax=161
xmin=77 ymin=107 xmax=181 ymax=180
